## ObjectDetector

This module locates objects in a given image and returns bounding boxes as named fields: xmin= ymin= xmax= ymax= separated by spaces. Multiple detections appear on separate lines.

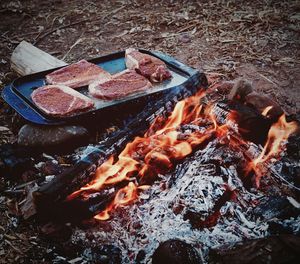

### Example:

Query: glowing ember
xmin=68 ymin=88 xmax=298 ymax=220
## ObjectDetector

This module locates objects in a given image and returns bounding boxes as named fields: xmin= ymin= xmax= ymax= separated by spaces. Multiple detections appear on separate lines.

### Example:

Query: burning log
xmin=34 ymin=148 xmax=105 ymax=206
xmin=33 ymin=79 xmax=208 ymax=219
xmin=32 ymin=73 xmax=298 ymax=225
xmin=229 ymin=102 xmax=273 ymax=144
xmin=37 ymin=179 xmax=137 ymax=222
xmin=227 ymin=78 xmax=285 ymax=144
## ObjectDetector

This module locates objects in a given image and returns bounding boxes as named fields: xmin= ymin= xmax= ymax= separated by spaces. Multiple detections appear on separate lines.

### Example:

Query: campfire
xmin=1 ymin=1 xmax=300 ymax=262
xmin=65 ymin=88 xmax=297 ymax=222
xmin=29 ymin=77 xmax=299 ymax=263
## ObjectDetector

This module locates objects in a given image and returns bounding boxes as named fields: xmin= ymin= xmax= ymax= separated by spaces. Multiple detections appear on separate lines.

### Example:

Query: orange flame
xmin=248 ymin=114 xmax=298 ymax=187
xmin=68 ymin=88 xmax=298 ymax=220
xmin=94 ymin=182 xmax=138 ymax=220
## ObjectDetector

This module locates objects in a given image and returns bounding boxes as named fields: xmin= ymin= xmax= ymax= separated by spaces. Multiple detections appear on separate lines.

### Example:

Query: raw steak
xmin=46 ymin=60 xmax=111 ymax=89
xmin=31 ymin=85 xmax=94 ymax=117
xmin=125 ymin=48 xmax=172 ymax=82
xmin=89 ymin=69 xmax=152 ymax=100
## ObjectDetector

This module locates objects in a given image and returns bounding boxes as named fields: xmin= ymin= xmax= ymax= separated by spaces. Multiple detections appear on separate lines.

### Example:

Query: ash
xmin=71 ymin=136 xmax=279 ymax=263
xmin=70 ymin=103 xmax=299 ymax=263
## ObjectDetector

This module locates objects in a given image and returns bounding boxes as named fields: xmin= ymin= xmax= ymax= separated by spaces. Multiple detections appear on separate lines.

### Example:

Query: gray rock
xmin=228 ymin=78 xmax=254 ymax=101
xmin=18 ymin=124 xmax=89 ymax=152
xmin=245 ymin=92 xmax=284 ymax=120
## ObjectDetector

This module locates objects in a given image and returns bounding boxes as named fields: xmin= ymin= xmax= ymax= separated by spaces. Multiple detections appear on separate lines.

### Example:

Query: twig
xmin=258 ymin=72 xmax=278 ymax=86
xmin=3 ymin=190 xmax=24 ymax=195
xmin=5 ymin=239 xmax=24 ymax=255
xmin=102 ymin=5 xmax=126 ymax=20
xmin=0 ymin=34 xmax=19 ymax=45
xmin=33 ymin=19 xmax=89 ymax=45
xmin=177 ymin=21 xmax=201 ymax=33
xmin=14 ymin=180 xmax=38 ymax=190
xmin=62 ymin=37 xmax=84 ymax=61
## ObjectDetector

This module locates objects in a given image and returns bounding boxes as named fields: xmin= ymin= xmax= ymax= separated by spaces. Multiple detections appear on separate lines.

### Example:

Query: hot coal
xmin=152 ymin=239 xmax=202 ymax=264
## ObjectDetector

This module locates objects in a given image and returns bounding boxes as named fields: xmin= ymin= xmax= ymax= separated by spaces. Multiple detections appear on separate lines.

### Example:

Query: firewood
xmin=11 ymin=40 xmax=67 ymax=76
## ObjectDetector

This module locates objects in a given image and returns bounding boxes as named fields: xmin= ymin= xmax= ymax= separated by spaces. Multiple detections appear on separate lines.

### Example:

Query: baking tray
xmin=2 ymin=49 xmax=207 ymax=125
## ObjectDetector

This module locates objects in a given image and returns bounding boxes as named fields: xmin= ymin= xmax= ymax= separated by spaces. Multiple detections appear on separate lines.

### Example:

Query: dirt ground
xmin=0 ymin=0 xmax=299 ymax=263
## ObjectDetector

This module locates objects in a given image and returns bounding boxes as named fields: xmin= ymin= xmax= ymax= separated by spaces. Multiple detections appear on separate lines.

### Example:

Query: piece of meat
xmin=45 ymin=60 xmax=111 ymax=89
xmin=31 ymin=85 xmax=94 ymax=117
xmin=89 ymin=69 xmax=152 ymax=100
xmin=125 ymin=48 xmax=172 ymax=82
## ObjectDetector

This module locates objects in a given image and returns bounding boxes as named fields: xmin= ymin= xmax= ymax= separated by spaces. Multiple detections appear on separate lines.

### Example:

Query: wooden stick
xmin=33 ymin=19 xmax=89 ymax=45
xmin=11 ymin=40 xmax=67 ymax=76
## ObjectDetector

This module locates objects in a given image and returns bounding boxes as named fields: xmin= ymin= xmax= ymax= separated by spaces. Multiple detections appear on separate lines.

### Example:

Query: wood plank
xmin=11 ymin=41 xmax=67 ymax=76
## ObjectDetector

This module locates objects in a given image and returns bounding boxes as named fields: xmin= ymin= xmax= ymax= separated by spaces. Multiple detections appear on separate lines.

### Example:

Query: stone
xmin=152 ymin=239 xmax=202 ymax=264
xmin=209 ymin=80 xmax=234 ymax=95
xmin=18 ymin=124 xmax=89 ymax=153
xmin=228 ymin=78 xmax=254 ymax=101
xmin=245 ymin=92 xmax=284 ymax=121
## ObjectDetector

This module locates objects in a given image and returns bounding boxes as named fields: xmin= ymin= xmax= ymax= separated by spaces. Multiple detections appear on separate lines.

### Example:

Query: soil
xmin=0 ymin=0 xmax=299 ymax=263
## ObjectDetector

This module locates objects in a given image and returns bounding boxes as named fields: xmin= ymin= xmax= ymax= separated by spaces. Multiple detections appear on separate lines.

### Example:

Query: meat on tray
xmin=31 ymin=85 xmax=95 ymax=117
xmin=89 ymin=69 xmax=152 ymax=100
xmin=46 ymin=60 xmax=111 ymax=89
xmin=125 ymin=48 xmax=172 ymax=82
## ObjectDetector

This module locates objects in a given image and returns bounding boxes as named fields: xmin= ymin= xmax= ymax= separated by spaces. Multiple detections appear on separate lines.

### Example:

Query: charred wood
xmin=229 ymin=102 xmax=272 ymax=145
xmin=209 ymin=235 xmax=300 ymax=264
xmin=37 ymin=183 xmax=123 ymax=223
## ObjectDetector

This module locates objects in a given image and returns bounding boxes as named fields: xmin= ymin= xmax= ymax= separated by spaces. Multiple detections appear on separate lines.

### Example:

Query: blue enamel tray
xmin=2 ymin=49 xmax=207 ymax=125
